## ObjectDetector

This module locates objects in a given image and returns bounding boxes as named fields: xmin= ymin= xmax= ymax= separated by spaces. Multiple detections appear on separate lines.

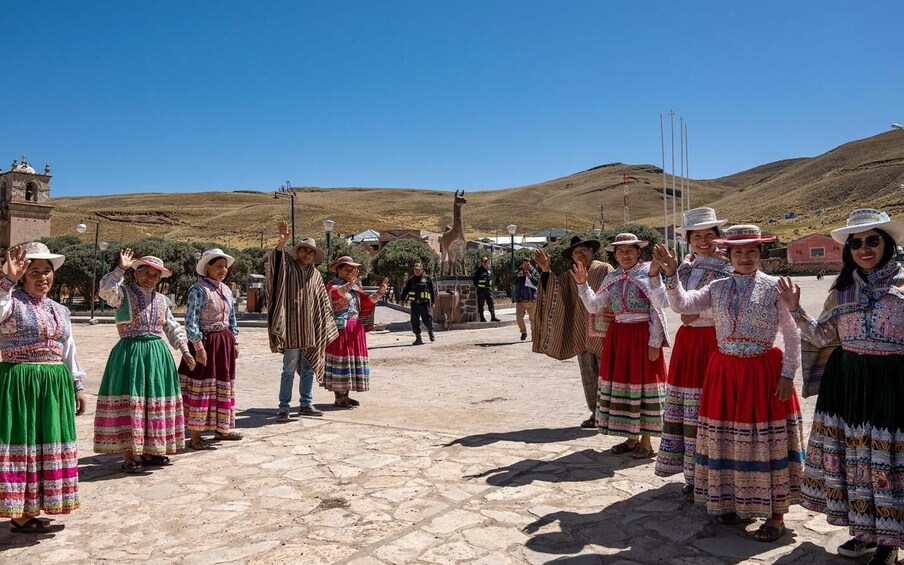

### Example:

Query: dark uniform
xmin=472 ymin=262 xmax=499 ymax=322
xmin=402 ymin=272 xmax=435 ymax=344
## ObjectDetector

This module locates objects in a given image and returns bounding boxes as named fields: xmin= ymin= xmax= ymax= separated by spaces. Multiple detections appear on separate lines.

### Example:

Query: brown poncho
xmin=532 ymin=260 xmax=614 ymax=360
xmin=266 ymin=249 xmax=339 ymax=382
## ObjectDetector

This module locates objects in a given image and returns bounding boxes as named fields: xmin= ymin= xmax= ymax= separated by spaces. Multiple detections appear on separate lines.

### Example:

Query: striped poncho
xmin=266 ymin=249 xmax=339 ymax=382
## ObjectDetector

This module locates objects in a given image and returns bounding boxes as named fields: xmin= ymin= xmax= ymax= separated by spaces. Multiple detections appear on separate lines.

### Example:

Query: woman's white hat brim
xmin=604 ymin=240 xmax=649 ymax=252
xmin=131 ymin=258 xmax=173 ymax=278
xmin=675 ymin=219 xmax=728 ymax=235
xmin=196 ymin=250 xmax=236 ymax=276
xmin=2 ymin=253 xmax=65 ymax=274
xmin=830 ymin=219 xmax=904 ymax=244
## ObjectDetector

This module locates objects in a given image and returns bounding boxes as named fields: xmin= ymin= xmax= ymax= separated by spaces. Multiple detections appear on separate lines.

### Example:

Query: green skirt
xmin=94 ymin=335 xmax=185 ymax=455
xmin=0 ymin=362 xmax=79 ymax=518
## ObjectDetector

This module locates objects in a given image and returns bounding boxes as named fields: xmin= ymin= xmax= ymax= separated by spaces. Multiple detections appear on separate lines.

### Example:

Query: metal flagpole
xmin=660 ymin=113 xmax=668 ymax=248
xmin=669 ymin=109 xmax=677 ymax=255
xmin=685 ymin=121 xmax=690 ymax=210
xmin=680 ymin=116 xmax=685 ymax=228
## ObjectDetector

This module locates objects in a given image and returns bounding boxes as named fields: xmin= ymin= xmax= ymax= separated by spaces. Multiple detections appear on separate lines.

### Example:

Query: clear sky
xmin=3 ymin=1 xmax=903 ymax=196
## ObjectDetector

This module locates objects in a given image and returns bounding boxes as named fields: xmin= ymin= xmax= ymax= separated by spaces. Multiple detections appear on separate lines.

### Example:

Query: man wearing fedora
xmin=266 ymin=221 xmax=338 ymax=422
xmin=532 ymin=235 xmax=614 ymax=429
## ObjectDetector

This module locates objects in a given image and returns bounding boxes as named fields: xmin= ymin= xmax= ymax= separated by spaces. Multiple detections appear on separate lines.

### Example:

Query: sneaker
xmin=412 ymin=338 xmax=424 ymax=346
xmin=298 ymin=404 xmax=323 ymax=417
xmin=867 ymin=547 xmax=897 ymax=565
xmin=276 ymin=410 xmax=291 ymax=423
xmin=520 ymin=332 xmax=527 ymax=341
xmin=838 ymin=538 xmax=878 ymax=558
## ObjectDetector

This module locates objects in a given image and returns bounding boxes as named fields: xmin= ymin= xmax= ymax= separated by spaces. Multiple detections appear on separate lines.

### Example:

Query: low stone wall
xmin=434 ymin=275 xmax=479 ymax=323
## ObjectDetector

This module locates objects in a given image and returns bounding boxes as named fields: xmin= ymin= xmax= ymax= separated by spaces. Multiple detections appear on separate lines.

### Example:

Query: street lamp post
xmin=323 ymin=219 xmax=335 ymax=263
xmin=98 ymin=241 xmax=108 ymax=312
xmin=75 ymin=220 xmax=101 ymax=322
xmin=506 ymin=224 xmax=517 ymax=303
xmin=274 ymin=181 xmax=296 ymax=246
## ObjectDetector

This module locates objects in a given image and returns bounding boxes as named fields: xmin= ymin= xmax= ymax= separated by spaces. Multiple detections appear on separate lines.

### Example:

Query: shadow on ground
xmin=523 ymin=484 xmax=845 ymax=564
xmin=468 ymin=449 xmax=648 ymax=486
xmin=445 ymin=427 xmax=598 ymax=448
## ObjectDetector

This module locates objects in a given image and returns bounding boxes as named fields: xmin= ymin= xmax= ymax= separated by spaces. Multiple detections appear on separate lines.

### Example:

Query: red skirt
xmin=655 ymin=325 xmax=717 ymax=481
xmin=323 ymin=319 xmax=370 ymax=393
xmin=178 ymin=329 xmax=237 ymax=434
xmin=596 ymin=320 xmax=666 ymax=437
xmin=694 ymin=348 xmax=805 ymax=518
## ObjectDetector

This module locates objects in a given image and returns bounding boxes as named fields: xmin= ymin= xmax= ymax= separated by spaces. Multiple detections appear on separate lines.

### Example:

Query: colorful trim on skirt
xmin=94 ymin=335 xmax=185 ymax=455
xmin=0 ymin=362 xmax=79 ymax=518
xmin=801 ymin=348 xmax=904 ymax=548
xmin=694 ymin=348 xmax=804 ymax=519
xmin=596 ymin=320 xmax=665 ymax=437
xmin=178 ymin=329 xmax=237 ymax=434
xmin=655 ymin=325 xmax=717 ymax=482
xmin=323 ymin=319 xmax=370 ymax=393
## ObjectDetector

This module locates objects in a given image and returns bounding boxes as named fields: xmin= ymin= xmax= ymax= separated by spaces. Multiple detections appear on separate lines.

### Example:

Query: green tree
xmin=317 ymin=237 xmax=374 ymax=283
xmin=371 ymin=239 xmax=439 ymax=300
xmin=598 ymin=223 xmax=663 ymax=263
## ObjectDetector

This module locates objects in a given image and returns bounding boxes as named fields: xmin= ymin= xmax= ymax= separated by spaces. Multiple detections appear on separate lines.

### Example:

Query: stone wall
xmin=434 ymin=276 xmax=480 ymax=323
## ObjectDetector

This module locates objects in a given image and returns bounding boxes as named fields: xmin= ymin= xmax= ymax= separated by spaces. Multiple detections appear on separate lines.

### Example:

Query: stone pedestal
xmin=434 ymin=276 xmax=480 ymax=324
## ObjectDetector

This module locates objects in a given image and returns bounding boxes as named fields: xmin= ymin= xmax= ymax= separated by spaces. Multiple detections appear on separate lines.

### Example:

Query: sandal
xmin=189 ymin=438 xmax=211 ymax=450
xmin=716 ymin=512 xmax=753 ymax=526
xmin=10 ymin=517 xmax=60 ymax=534
xmin=346 ymin=397 xmax=360 ymax=407
xmin=681 ymin=483 xmax=694 ymax=502
xmin=753 ymin=522 xmax=787 ymax=543
xmin=611 ymin=440 xmax=639 ymax=455
xmin=140 ymin=455 xmax=171 ymax=466
xmin=631 ymin=446 xmax=655 ymax=460
xmin=120 ymin=460 xmax=145 ymax=474
xmin=333 ymin=398 xmax=354 ymax=409
xmin=214 ymin=431 xmax=243 ymax=441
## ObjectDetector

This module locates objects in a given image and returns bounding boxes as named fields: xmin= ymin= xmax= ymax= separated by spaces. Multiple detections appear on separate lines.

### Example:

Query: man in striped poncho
xmin=267 ymin=221 xmax=339 ymax=422
xmin=532 ymin=236 xmax=614 ymax=429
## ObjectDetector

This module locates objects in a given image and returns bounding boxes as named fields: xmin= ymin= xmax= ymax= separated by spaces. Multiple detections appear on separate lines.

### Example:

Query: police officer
xmin=401 ymin=262 xmax=435 ymax=345
xmin=472 ymin=256 xmax=500 ymax=322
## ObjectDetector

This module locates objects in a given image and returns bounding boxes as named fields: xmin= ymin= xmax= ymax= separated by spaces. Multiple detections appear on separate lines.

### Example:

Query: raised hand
xmin=379 ymin=277 xmax=389 ymax=293
xmin=5 ymin=246 xmax=31 ymax=282
xmin=652 ymin=244 xmax=678 ymax=276
xmin=276 ymin=221 xmax=291 ymax=250
xmin=571 ymin=261 xmax=588 ymax=285
xmin=533 ymin=249 xmax=551 ymax=273
xmin=777 ymin=276 xmax=801 ymax=311
xmin=119 ymin=248 xmax=134 ymax=271
xmin=648 ymin=256 xmax=662 ymax=278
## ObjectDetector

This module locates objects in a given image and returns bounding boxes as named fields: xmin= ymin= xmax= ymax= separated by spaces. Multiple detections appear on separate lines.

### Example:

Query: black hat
xmin=562 ymin=235 xmax=601 ymax=259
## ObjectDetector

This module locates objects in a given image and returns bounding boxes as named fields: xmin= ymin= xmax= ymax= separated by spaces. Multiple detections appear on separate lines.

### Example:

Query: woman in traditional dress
xmin=322 ymin=256 xmax=387 ymax=408
xmin=652 ymin=208 xmax=732 ymax=501
xmin=94 ymin=248 xmax=195 ymax=472
xmin=654 ymin=225 xmax=804 ymax=543
xmin=778 ymin=209 xmax=904 ymax=565
xmin=574 ymin=232 xmax=668 ymax=460
xmin=0 ymin=243 xmax=86 ymax=532
xmin=179 ymin=248 xmax=240 ymax=450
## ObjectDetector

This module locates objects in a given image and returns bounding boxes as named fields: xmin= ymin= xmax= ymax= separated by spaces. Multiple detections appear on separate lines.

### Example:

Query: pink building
xmin=787 ymin=234 xmax=842 ymax=266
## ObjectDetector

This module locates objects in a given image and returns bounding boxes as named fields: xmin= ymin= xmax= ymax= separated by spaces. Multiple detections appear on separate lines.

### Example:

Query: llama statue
xmin=439 ymin=190 xmax=467 ymax=276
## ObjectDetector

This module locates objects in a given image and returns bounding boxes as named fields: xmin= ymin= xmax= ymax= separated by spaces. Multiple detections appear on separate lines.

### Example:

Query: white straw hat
xmin=675 ymin=207 xmax=728 ymax=235
xmin=714 ymin=225 xmax=776 ymax=247
xmin=604 ymin=233 xmax=648 ymax=252
xmin=830 ymin=209 xmax=904 ymax=244
xmin=3 ymin=241 xmax=65 ymax=273
xmin=196 ymin=248 xmax=236 ymax=276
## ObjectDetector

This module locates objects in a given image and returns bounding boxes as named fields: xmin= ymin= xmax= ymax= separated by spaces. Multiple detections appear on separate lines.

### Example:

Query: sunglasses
xmin=847 ymin=235 xmax=882 ymax=250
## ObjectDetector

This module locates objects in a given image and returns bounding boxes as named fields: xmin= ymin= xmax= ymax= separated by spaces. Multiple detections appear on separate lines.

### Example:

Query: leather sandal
xmin=611 ymin=440 xmax=638 ymax=454
xmin=753 ymin=523 xmax=787 ymax=542
xmin=631 ymin=446 xmax=655 ymax=459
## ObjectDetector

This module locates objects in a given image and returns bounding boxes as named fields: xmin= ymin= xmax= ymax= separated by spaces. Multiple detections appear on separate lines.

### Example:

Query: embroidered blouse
xmin=577 ymin=261 xmax=669 ymax=348
xmin=0 ymin=276 xmax=86 ymax=391
xmin=98 ymin=267 xmax=190 ymax=355
xmin=326 ymin=279 xmax=380 ymax=330
xmin=792 ymin=260 xmax=904 ymax=356
xmin=651 ymin=255 xmax=732 ymax=327
xmin=184 ymin=278 xmax=239 ymax=346
xmin=663 ymin=270 xmax=800 ymax=379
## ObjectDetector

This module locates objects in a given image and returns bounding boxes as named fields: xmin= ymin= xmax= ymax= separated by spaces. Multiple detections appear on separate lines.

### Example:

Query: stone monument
xmin=439 ymin=190 xmax=467 ymax=276
xmin=434 ymin=190 xmax=481 ymax=323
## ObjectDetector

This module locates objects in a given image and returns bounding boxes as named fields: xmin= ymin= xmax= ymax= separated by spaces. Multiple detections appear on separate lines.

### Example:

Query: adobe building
xmin=0 ymin=156 xmax=53 ymax=249
xmin=787 ymin=234 xmax=842 ymax=273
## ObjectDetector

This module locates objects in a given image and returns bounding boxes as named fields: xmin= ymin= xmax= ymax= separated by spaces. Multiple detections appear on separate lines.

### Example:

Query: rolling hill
xmin=49 ymin=129 xmax=904 ymax=247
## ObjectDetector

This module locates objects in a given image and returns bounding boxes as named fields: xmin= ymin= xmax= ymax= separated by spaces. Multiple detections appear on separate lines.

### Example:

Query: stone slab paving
xmin=0 ymin=277 xmax=861 ymax=564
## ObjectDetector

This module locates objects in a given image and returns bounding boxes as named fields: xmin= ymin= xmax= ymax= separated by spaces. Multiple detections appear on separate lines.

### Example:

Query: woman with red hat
xmin=654 ymin=225 xmax=804 ymax=543
xmin=323 ymin=256 xmax=388 ymax=408
xmin=779 ymin=209 xmax=904 ymax=564
xmin=94 ymin=248 xmax=196 ymax=473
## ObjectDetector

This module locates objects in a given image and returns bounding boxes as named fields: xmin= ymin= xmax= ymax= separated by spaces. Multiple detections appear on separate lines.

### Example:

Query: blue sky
xmin=3 ymin=1 xmax=902 ymax=196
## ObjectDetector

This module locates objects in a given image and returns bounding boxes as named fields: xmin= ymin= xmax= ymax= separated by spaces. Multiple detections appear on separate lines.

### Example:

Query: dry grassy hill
xmin=50 ymin=130 xmax=904 ymax=247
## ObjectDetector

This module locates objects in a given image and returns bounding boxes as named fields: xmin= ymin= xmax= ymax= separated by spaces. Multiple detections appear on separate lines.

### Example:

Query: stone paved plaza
xmin=0 ymin=277 xmax=865 ymax=564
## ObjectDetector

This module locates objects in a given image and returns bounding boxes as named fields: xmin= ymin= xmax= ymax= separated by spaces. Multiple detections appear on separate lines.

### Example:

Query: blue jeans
xmin=279 ymin=349 xmax=315 ymax=410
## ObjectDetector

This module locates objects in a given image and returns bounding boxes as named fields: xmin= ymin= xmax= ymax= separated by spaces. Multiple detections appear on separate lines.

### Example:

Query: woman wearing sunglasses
xmin=778 ymin=209 xmax=904 ymax=565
